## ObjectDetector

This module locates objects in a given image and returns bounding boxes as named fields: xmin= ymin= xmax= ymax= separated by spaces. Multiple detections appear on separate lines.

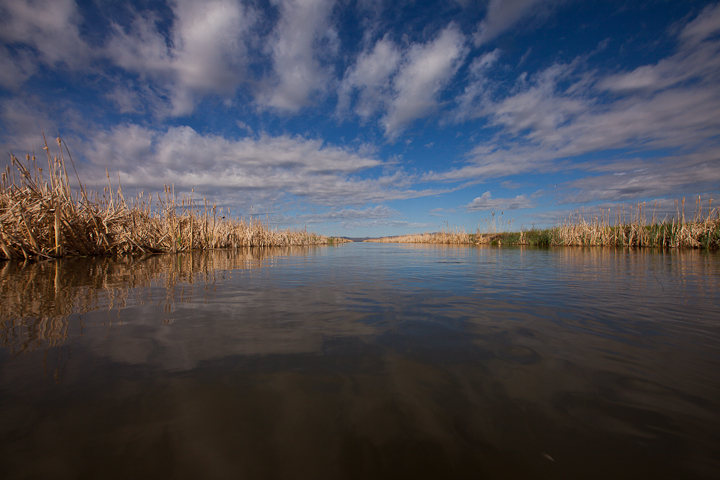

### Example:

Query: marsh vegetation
xmin=366 ymin=200 xmax=720 ymax=249
xmin=0 ymin=137 xmax=347 ymax=261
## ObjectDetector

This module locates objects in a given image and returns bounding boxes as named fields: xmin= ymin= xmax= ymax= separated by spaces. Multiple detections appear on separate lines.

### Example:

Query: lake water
xmin=1 ymin=244 xmax=719 ymax=479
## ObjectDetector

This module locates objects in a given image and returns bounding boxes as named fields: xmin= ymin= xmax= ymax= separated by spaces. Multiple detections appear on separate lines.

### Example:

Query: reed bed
xmin=0 ymin=137 xmax=346 ymax=261
xmin=364 ymin=227 xmax=472 ymax=244
xmin=551 ymin=200 xmax=719 ymax=248
xmin=365 ymin=200 xmax=719 ymax=249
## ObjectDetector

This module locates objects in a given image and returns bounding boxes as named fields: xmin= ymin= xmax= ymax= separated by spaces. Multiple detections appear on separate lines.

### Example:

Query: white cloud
xmin=438 ymin=5 xmax=720 ymax=208
xmin=285 ymin=205 xmax=399 ymax=226
xmin=338 ymin=35 xmax=401 ymax=119
xmin=599 ymin=5 xmax=720 ymax=95
xmin=678 ymin=2 xmax=720 ymax=46
xmin=339 ymin=219 xmax=430 ymax=230
xmin=561 ymin=147 xmax=720 ymax=204
xmin=490 ymin=63 xmax=587 ymax=140
xmin=65 ymin=124 xmax=451 ymax=212
xmin=0 ymin=0 xmax=92 ymax=89
xmin=598 ymin=65 xmax=660 ymax=92
xmin=0 ymin=46 xmax=37 ymax=89
xmin=382 ymin=24 xmax=468 ymax=138
xmin=0 ymin=0 xmax=91 ymax=69
xmin=105 ymin=0 xmax=256 ymax=116
xmin=454 ymin=49 xmax=501 ymax=121
xmin=473 ymin=0 xmax=563 ymax=47
xmin=338 ymin=24 xmax=468 ymax=137
xmin=105 ymin=85 xmax=144 ymax=114
xmin=0 ymin=96 xmax=69 ymax=155
xmin=466 ymin=191 xmax=533 ymax=211
xmin=258 ymin=0 xmax=338 ymax=111
xmin=428 ymin=207 xmax=456 ymax=216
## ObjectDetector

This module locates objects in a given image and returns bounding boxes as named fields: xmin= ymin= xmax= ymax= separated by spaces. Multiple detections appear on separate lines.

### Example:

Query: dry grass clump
xmin=0 ymin=136 xmax=345 ymax=261
xmin=552 ymin=199 xmax=720 ymax=248
xmin=364 ymin=227 xmax=472 ymax=244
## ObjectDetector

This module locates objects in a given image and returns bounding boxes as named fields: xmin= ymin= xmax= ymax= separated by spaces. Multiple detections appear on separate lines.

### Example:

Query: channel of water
xmin=1 ymin=244 xmax=719 ymax=479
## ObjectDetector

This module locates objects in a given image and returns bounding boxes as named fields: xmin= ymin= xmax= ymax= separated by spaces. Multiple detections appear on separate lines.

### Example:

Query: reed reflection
xmin=0 ymin=247 xmax=320 ymax=355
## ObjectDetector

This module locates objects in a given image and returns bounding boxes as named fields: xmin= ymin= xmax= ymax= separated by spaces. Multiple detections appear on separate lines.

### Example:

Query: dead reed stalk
xmin=1 ymin=138 xmax=344 ymax=261
xmin=551 ymin=200 xmax=719 ymax=248
xmin=365 ymin=201 xmax=718 ymax=249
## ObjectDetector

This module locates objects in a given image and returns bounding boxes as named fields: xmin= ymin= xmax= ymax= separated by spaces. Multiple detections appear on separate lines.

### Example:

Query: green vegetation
xmin=0 ymin=136 xmax=347 ymax=261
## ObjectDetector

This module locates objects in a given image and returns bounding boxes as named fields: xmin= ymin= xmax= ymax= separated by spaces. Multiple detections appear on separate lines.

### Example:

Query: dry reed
xmin=365 ymin=200 xmax=719 ymax=249
xmin=0 ymin=136 xmax=347 ymax=261
xmin=364 ymin=226 xmax=472 ymax=244
xmin=550 ymin=199 xmax=720 ymax=248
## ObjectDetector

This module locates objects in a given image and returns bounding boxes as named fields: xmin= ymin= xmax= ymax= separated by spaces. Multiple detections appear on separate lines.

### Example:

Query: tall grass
xmin=0 ymin=136 xmax=346 ymax=261
xmin=365 ymin=200 xmax=719 ymax=249
xmin=551 ymin=200 xmax=719 ymax=248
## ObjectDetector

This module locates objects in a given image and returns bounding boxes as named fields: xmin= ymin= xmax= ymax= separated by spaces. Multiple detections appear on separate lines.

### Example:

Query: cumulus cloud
xmin=83 ymin=124 xmax=378 ymax=184
xmin=466 ymin=191 xmax=533 ymax=211
xmin=258 ymin=0 xmax=338 ymax=111
xmin=473 ymin=0 xmax=564 ymax=47
xmin=59 ymin=124 xmax=448 ymax=214
xmin=382 ymin=24 xmax=468 ymax=138
xmin=105 ymin=0 xmax=256 ymax=116
xmin=105 ymin=85 xmax=145 ymax=114
xmin=337 ymin=35 xmax=401 ymax=119
xmin=0 ymin=0 xmax=93 ymax=90
xmin=0 ymin=0 xmax=91 ymax=69
xmin=338 ymin=24 xmax=467 ymax=138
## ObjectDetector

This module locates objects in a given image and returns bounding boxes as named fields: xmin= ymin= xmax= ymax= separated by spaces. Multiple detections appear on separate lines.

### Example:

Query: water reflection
xmin=1 ymin=245 xmax=719 ymax=479
xmin=0 ymin=248 xmax=322 ymax=355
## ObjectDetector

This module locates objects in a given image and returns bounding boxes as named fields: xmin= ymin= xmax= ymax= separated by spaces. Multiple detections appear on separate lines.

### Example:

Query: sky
xmin=1 ymin=0 xmax=719 ymax=237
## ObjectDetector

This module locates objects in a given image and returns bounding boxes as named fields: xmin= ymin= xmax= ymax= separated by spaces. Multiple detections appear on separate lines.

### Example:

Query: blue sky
xmin=1 ymin=0 xmax=719 ymax=237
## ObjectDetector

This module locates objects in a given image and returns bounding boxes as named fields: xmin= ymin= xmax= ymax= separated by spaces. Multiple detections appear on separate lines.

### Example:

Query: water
xmin=1 ymin=244 xmax=719 ymax=479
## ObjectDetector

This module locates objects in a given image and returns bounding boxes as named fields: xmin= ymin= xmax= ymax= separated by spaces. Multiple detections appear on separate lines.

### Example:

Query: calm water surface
xmin=1 ymin=244 xmax=719 ymax=479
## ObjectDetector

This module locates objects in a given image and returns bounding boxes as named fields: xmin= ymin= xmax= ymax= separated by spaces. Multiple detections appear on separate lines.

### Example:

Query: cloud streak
xmin=438 ymin=4 xmax=720 ymax=209
xmin=466 ymin=191 xmax=534 ymax=211
xmin=473 ymin=0 xmax=564 ymax=46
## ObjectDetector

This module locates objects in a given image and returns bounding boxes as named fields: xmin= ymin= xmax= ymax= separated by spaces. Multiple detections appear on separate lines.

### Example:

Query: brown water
xmin=1 ymin=244 xmax=719 ymax=479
